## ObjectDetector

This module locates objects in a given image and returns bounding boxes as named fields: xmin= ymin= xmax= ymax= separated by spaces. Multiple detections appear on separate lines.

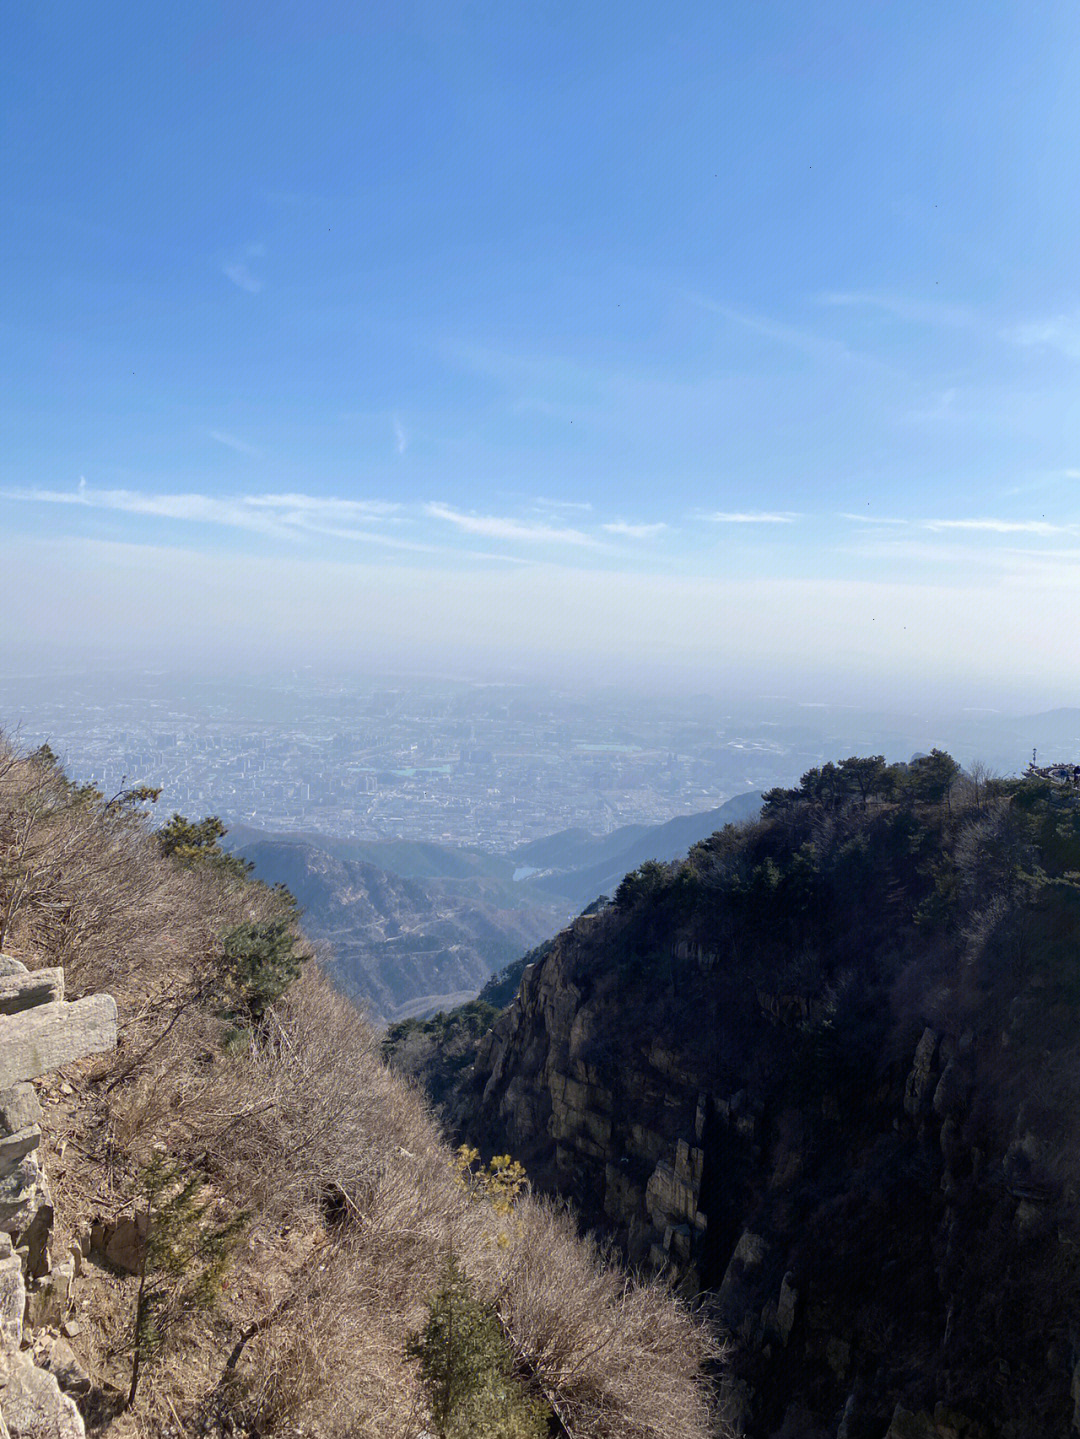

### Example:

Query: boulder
xmin=716 ymin=1231 xmax=770 ymax=1330
xmin=777 ymin=1272 xmax=798 ymax=1345
xmin=932 ymin=1060 xmax=971 ymax=1119
xmin=729 ymin=1230 xmax=768 ymax=1268
xmin=0 ymin=1158 xmax=47 ymax=1236
xmin=0 ymin=1132 xmax=40 ymax=1184
xmin=0 ymin=996 xmax=117 ymax=1089
xmin=0 ymin=1353 xmax=84 ymax=1438
xmin=0 ymin=973 xmax=64 ymax=1019
xmin=103 ymin=1213 xmax=147 ymax=1274
xmin=32 ymin=1339 xmax=90 ymax=1400
xmin=0 ymin=1090 xmax=40 ymax=1139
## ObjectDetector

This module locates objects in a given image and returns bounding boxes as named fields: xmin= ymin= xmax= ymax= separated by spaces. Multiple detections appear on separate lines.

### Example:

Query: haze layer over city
xmin=2 ymin=669 xmax=1076 ymax=857
xmin=5 ymin=4 xmax=1080 ymax=718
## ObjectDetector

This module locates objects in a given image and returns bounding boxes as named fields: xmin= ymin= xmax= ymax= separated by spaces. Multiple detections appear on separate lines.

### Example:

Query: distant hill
xmin=233 ymin=796 xmax=763 ymax=1018
xmin=514 ymin=790 xmax=764 ymax=908
xmin=225 ymin=824 xmax=515 ymax=884
xmin=238 ymin=837 xmax=562 ymax=1022
xmin=511 ymin=824 xmax=653 ymax=874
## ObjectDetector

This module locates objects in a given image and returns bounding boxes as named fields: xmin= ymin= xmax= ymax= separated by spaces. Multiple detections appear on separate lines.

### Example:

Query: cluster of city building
xmin=0 ymin=674 xmax=801 ymax=850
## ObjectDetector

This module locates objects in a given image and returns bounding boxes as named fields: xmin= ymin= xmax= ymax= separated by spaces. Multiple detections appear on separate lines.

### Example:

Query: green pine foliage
xmin=156 ymin=812 xmax=253 ymax=880
xmin=220 ymin=916 xmax=310 ymax=1031
xmin=407 ymin=1255 xmax=549 ymax=1439
xmin=760 ymin=749 xmax=960 ymax=818
xmin=126 ymin=1154 xmax=247 ymax=1410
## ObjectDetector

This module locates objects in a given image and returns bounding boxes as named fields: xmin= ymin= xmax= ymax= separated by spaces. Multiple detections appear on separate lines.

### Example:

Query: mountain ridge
xmin=234 ymin=793 xmax=764 ymax=1018
xmin=424 ymin=759 xmax=1080 ymax=1437
xmin=238 ymin=836 xmax=560 ymax=1021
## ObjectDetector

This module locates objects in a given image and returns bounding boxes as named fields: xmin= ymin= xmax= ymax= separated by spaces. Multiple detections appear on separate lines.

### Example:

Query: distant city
xmin=0 ymin=669 xmax=1067 ymax=852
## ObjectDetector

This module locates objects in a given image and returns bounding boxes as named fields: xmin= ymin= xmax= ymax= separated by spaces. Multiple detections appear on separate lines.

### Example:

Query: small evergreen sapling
xmin=125 ymin=1154 xmax=246 ymax=1411
xmin=220 ymin=916 xmax=309 ymax=1033
xmin=407 ymin=1254 xmax=548 ymax=1439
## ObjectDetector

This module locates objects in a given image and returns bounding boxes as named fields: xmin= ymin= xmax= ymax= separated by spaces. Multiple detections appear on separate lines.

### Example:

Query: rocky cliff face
xmin=455 ymin=787 xmax=1080 ymax=1438
xmin=473 ymin=916 xmax=718 ymax=1288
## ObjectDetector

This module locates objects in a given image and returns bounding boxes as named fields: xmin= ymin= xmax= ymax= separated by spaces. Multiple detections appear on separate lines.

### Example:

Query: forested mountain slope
xmin=448 ymin=755 xmax=1080 ymax=1438
xmin=512 ymin=791 xmax=764 ymax=908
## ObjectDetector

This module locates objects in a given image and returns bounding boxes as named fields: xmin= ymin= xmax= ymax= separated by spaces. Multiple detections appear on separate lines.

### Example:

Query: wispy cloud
xmin=222 ymin=243 xmax=266 ymax=293
xmin=6 ymin=482 xmax=285 ymax=535
xmin=242 ymin=493 xmax=402 ymax=521
xmin=602 ymin=521 xmax=667 ymax=538
xmin=713 ymin=304 xmax=854 ymax=362
xmin=5 ymin=483 xmax=614 ymax=558
xmin=840 ymin=532 xmax=1080 ymax=589
xmin=393 ymin=415 xmax=409 ymax=455
xmin=706 ymin=511 xmax=800 ymax=524
xmin=533 ymin=497 xmax=593 ymax=513
xmin=208 ymin=429 xmax=259 ymax=456
xmin=818 ymin=291 xmax=974 ymax=328
xmin=1 ymin=483 xmax=419 ymax=546
xmin=1007 ymin=312 xmax=1080 ymax=360
xmin=923 ymin=517 xmax=1070 ymax=536
xmin=425 ymin=502 xmax=599 ymax=547
xmin=223 ymin=264 xmax=262 ymax=294
xmin=1000 ymin=468 xmax=1080 ymax=497
xmin=837 ymin=512 xmax=909 ymax=526
xmin=686 ymin=292 xmax=871 ymax=367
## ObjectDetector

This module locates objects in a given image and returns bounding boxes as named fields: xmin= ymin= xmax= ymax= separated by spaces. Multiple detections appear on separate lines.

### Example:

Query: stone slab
xmin=0 ymin=1087 xmax=40 ymax=1137
xmin=0 ymin=996 xmax=117 ymax=1089
xmin=0 ymin=971 xmax=64 ymax=1018
xmin=0 ymin=1352 xmax=85 ymax=1438
xmin=0 ymin=1130 xmax=40 ymax=1182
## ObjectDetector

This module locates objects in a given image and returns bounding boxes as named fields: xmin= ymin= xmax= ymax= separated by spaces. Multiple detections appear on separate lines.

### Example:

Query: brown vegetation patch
xmin=0 ymin=735 xmax=719 ymax=1438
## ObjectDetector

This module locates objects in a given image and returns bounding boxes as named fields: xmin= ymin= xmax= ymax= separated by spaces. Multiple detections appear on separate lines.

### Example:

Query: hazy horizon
xmin=6 ymin=5 xmax=1080 ymax=708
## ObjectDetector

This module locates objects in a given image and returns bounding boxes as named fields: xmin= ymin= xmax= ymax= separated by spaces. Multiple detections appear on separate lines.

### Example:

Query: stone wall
xmin=0 ymin=954 xmax=117 ymax=1439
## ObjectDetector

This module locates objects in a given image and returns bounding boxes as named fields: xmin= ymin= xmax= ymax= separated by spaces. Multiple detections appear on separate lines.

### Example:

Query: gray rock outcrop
xmin=0 ymin=953 xmax=118 ymax=1439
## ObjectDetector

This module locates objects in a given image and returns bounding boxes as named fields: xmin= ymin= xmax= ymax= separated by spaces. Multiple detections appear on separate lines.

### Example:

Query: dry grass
xmin=0 ymin=732 xmax=722 ymax=1438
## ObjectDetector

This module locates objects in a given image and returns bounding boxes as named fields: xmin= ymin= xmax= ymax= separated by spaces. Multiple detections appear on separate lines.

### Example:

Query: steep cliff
xmin=457 ymin=768 xmax=1080 ymax=1438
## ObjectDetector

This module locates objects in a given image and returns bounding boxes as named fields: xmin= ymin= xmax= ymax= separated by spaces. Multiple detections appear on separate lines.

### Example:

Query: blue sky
xmin=5 ymin=2 xmax=1080 ymax=701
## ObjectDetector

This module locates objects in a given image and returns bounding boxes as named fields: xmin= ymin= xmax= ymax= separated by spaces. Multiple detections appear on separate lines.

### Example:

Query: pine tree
xmin=156 ymin=812 xmax=252 ymax=879
xmin=220 ymin=916 xmax=309 ymax=1032
xmin=407 ymin=1255 xmax=548 ymax=1439
xmin=125 ymin=1154 xmax=246 ymax=1410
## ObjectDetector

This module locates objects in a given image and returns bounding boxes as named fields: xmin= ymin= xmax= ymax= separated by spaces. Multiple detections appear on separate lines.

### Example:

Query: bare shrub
xmin=0 ymin=730 xmax=720 ymax=1438
xmin=476 ymin=1198 xmax=722 ymax=1439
